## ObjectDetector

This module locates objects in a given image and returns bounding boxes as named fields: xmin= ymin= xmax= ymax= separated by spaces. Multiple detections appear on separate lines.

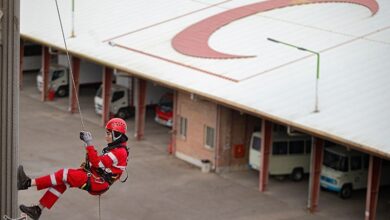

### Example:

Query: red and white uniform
xmin=35 ymin=144 xmax=128 ymax=209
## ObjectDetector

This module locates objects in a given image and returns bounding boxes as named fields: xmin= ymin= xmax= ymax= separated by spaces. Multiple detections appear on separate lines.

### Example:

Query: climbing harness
xmin=53 ymin=1 xmax=130 ymax=219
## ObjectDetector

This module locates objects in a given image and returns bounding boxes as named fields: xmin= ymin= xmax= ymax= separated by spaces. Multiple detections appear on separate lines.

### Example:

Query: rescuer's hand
xmin=80 ymin=131 xmax=93 ymax=146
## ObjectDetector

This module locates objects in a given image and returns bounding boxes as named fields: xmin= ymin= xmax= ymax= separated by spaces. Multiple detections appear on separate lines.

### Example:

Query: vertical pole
xmin=314 ymin=53 xmax=320 ymax=113
xmin=134 ymin=78 xmax=146 ymax=141
xmin=19 ymin=39 xmax=23 ymax=89
xmin=0 ymin=0 xmax=20 ymax=218
xmin=102 ymin=67 xmax=112 ymax=126
xmin=214 ymin=105 xmax=221 ymax=172
xmin=259 ymin=120 xmax=272 ymax=192
xmin=71 ymin=0 xmax=75 ymax=38
xmin=69 ymin=56 xmax=80 ymax=113
xmin=170 ymin=90 xmax=178 ymax=154
xmin=308 ymin=137 xmax=324 ymax=213
xmin=365 ymin=156 xmax=382 ymax=220
xmin=41 ymin=46 xmax=50 ymax=102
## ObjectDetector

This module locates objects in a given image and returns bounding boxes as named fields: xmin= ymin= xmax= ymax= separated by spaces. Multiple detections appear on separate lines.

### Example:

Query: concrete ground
xmin=18 ymin=71 xmax=390 ymax=220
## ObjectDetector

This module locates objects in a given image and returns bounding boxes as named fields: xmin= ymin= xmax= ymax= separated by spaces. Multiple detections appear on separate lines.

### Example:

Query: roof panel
xmin=20 ymin=0 xmax=390 ymax=158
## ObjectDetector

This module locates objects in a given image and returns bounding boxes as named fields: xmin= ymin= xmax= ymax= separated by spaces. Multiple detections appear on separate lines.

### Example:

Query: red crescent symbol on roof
xmin=172 ymin=0 xmax=378 ymax=59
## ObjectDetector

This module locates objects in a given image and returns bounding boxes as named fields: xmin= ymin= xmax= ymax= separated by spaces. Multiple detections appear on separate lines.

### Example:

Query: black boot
xmin=19 ymin=204 xmax=42 ymax=220
xmin=17 ymin=165 xmax=31 ymax=190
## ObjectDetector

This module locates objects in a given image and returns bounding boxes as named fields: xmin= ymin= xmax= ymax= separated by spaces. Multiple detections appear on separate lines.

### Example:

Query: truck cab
xmin=320 ymin=145 xmax=390 ymax=199
xmin=94 ymin=84 xmax=134 ymax=119
xmin=154 ymin=93 xmax=173 ymax=127
xmin=36 ymin=64 xmax=69 ymax=97
xmin=249 ymin=131 xmax=312 ymax=181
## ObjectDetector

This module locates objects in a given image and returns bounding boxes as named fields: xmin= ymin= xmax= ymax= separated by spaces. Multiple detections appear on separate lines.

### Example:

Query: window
xmin=179 ymin=116 xmax=187 ymax=138
xmin=252 ymin=136 xmax=261 ymax=151
xmin=305 ymin=140 xmax=312 ymax=154
xmin=51 ymin=70 xmax=64 ymax=81
xmin=112 ymin=91 xmax=125 ymax=102
xmin=363 ymin=155 xmax=369 ymax=169
xmin=351 ymin=156 xmax=362 ymax=171
xmin=272 ymin=141 xmax=288 ymax=155
xmin=289 ymin=141 xmax=304 ymax=154
xmin=204 ymin=126 xmax=215 ymax=148
xmin=323 ymin=150 xmax=349 ymax=172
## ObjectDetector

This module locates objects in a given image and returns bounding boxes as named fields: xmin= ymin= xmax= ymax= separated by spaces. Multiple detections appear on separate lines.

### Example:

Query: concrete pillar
xmin=41 ymin=46 xmax=50 ymax=102
xmin=259 ymin=120 xmax=272 ymax=192
xmin=214 ymin=105 xmax=222 ymax=171
xmin=134 ymin=78 xmax=146 ymax=141
xmin=364 ymin=156 xmax=382 ymax=220
xmin=102 ymin=67 xmax=113 ymax=126
xmin=308 ymin=137 xmax=324 ymax=213
xmin=170 ymin=90 xmax=178 ymax=154
xmin=0 ymin=0 xmax=20 ymax=218
xmin=19 ymin=39 xmax=23 ymax=89
xmin=70 ymin=56 xmax=80 ymax=113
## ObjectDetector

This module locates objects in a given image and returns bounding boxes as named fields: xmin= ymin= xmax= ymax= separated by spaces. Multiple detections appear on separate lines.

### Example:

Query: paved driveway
xmin=18 ymin=79 xmax=389 ymax=220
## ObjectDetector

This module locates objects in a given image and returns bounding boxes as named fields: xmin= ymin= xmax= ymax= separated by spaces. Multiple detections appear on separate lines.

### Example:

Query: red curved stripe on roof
xmin=172 ymin=0 xmax=378 ymax=59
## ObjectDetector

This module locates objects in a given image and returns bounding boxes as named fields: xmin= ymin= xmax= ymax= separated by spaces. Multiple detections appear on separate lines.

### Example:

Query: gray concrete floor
xmin=18 ymin=71 xmax=390 ymax=220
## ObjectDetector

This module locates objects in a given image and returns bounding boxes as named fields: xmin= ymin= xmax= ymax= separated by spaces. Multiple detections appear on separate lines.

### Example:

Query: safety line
xmin=102 ymin=0 xmax=232 ymax=43
xmin=112 ymin=43 xmax=239 ymax=83
xmin=54 ymin=0 xmax=86 ymax=131
xmin=99 ymin=195 xmax=101 ymax=220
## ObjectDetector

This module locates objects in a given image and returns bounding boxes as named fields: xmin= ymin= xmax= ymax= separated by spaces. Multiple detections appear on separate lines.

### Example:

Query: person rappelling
xmin=17 ymin=118 xmax=130 ymax=220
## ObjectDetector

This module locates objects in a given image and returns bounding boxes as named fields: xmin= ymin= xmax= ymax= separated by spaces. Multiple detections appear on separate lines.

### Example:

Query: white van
xmin=320 ymin=145 xmax=390 ymax=199
xmin=249 ymin=131 xmax=312 ymax=181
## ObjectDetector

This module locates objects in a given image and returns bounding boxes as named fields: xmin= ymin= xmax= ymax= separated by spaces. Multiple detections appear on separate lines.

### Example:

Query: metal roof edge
xmin=21 ymin=34 xmax=390 ymax=160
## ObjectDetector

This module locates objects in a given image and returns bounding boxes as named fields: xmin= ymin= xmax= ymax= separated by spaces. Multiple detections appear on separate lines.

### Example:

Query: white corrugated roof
xmin=20 ymin=0 xmax=390 ymax=158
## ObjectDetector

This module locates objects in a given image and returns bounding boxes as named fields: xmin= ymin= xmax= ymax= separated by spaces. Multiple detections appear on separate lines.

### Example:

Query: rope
xmin=54 ymin=0 xmax=86 ymax=131
xmin=99 ymin=195 xmax=101 ymax=220
xmin=54 ymin=1 xmax=101 ymax=219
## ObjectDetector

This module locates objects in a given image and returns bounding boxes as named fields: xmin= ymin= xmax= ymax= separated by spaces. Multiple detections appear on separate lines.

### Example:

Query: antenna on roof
xmin=71 ymin=0 xmax=75 ymax=38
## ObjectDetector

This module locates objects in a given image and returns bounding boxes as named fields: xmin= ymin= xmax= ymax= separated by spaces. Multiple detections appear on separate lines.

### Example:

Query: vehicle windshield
xmin=251 ymin=136 xmax=261 ymax=151
xmin=323 ymin=150 xmax=349 ymax=172
xmin=96 ymin=86 xmax=102 ymax=98
xmin=158 ymin=94 xmax=173 ymax=111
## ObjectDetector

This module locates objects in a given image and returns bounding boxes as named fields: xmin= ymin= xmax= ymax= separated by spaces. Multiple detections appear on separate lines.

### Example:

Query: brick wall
xmin=175 ymin=92 xmax=217 ymax=166
xmin=175 ymin=91 xmax=262 ymax=172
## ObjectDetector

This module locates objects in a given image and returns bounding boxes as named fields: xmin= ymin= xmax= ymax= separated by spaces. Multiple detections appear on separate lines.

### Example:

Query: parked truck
xmin=320 ymin=145 xmax=390 ymax=199
xmin=154 ymin=92 xmax=173 ymax=127
xmin=94 ymin=74 xmax=171 ymax=119
xmin=36 ymin=55 xmax=103 ymax=97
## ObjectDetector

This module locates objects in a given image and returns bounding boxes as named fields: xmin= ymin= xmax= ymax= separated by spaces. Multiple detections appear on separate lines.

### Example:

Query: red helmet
xmin=105 ymin=118 xmax=127 ymax=134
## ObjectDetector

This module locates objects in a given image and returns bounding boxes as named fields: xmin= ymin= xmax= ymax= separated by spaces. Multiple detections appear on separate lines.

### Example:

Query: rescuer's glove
xmin=80 ymin=131 xmax=93 ymax=146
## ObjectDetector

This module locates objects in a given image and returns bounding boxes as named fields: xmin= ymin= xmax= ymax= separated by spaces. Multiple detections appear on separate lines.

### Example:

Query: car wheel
xmin=339 ymin=184 xmax=352 ymax=199
xmin=291 ymin=168 xmax=304 ymax=181
xmin=117 ymin=108 xmax=128 ymax=119
xmin=56 ymin=86 xmax=68 ymax=97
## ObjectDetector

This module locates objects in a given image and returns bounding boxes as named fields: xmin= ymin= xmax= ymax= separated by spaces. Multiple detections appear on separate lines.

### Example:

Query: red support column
xmin=70 ymin=57 xmax=80 ymax=113
xmin=169 ymin=90 xmax=178 ymax=154
xmin=365 ymin=156 xmax=382 ymax=220
xmin=135 ymin=78 xmax=146 ymax=141
xmin=102 ymin=67 xmax=113 ymax=126
xmin=41 ymin=46 xmax=50 ymax=102
xmin=19 ymin=40 xmax=24 ymax=89
xmin=308 ymin=138 xmax=324 ymax=213
xmin=259 ymin=120 xmax=272 ymax=192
